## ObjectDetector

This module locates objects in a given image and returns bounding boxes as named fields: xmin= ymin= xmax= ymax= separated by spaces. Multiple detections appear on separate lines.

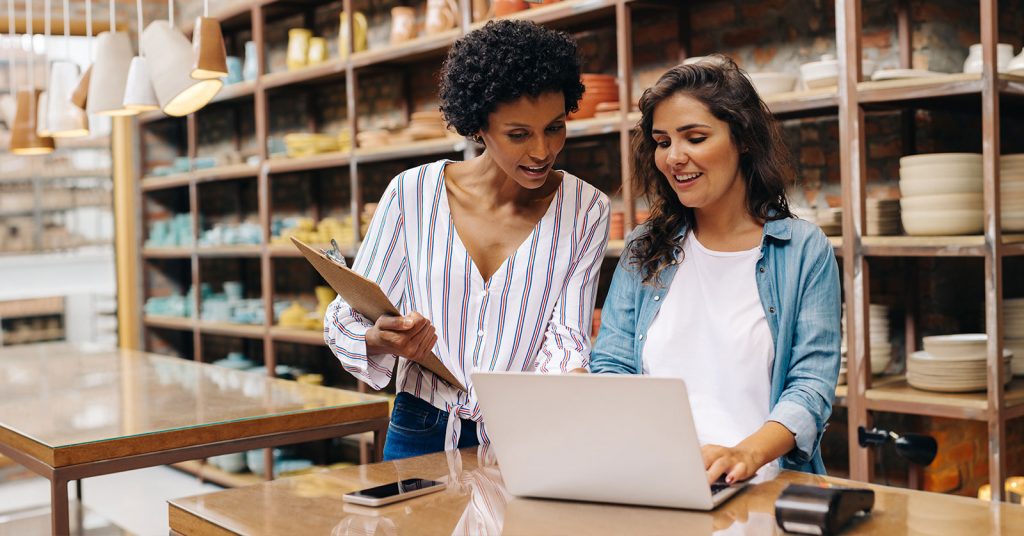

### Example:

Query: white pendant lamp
xmin=10 ymin=0 xmax=55 ymax=154
xmin=69 ymin=0 xmax=92 ymax=110
xmin=86 ymin=0 xmax=134 ymax=116
xmin=190 ymin=0 xmax=227 ymax=79
xmin=142 ymin=1 xmax=221 ymax=117
xmin=47 ymin=0 xmax=88 ymax=137
xmin=122 ymin=0 xmax=157 ymax=111
xmin=35 ymin=0 xmax=51 ymax=137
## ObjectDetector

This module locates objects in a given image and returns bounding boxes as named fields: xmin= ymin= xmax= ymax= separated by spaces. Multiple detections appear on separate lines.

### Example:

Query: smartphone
xmin=342 ymin=478 xmax=447 ymax=507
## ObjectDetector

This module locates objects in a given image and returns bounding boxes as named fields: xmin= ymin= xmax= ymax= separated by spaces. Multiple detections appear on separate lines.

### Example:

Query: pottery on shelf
xmin=339 ymin=11 xmax=368 ymax=59
xmin=243 ymin=41 xmax=259 ymax=81
xmin=962 ymin=43 xmax=1014 ymax=74
xmin=426 ymin=0 xmax=459 ymax=35
xmin=390 ymin=7 xmax=417 ymax=44
xmin=307 ymin=37 xmax=328 ymax=65
xmin=287 ymin=28 xmax=313 ymax=71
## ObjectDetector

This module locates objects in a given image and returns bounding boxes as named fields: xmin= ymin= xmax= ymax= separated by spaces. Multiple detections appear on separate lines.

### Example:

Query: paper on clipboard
xmin=291 ymin=237 xmax=467 ymax=392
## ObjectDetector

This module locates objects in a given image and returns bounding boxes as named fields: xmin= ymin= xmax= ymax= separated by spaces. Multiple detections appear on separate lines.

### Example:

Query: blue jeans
xmin=383 ymin=392 xmax=480 ymax=461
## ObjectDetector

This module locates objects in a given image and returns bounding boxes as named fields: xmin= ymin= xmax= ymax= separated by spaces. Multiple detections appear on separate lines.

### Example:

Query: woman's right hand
xmin=365 ymin=312 xmax=438 ymax=363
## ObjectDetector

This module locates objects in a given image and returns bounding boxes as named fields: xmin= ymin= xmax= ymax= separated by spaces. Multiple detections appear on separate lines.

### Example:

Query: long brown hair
xmin=630 ymin=56 xmax=794 ymax=284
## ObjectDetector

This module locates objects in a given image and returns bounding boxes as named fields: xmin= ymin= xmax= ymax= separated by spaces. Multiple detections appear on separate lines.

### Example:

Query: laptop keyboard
xmin=710 ymin=478 xmax=731 ymax=495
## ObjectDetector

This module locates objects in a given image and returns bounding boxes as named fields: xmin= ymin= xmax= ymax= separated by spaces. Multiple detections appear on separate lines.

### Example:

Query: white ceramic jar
xmin=962 ymin=43 xmax=1014 ymax=74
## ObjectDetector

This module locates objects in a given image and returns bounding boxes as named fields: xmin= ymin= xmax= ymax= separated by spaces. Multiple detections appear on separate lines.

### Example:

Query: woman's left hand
xmin=701 ymin=444 xmax=760 ymax=485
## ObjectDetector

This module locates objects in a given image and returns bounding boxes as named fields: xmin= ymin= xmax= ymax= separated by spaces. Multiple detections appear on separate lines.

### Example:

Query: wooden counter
xmin=169 ymin=448 xmax=1024 ymax=535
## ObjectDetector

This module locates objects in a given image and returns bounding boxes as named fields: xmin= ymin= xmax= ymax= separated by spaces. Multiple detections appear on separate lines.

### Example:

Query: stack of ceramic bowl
xmin=1006 ymin=297 xmax=1024 ymax=376
xmin=899 ymin=153 xmax=983 ymax=235
xmin=800 ymin=54 xmax=876 ymax=89
xmin=816 ymin=207 xmax=842 ymax=236
xmin=571 ymin=74 xmax=618 ymax=120
xmin=404 ymin=111 xmax=448 ymax=141
xmin=356 ymin=129 xmax=390 ymax=149
xmin=283 ymin=133 xmax=340 ymax=157
xmin=866 ymin=198 xmax=900 ymax=236
xmin=840 ymin=304 xmax=892 ymax=379
xmin=908 ymin=334 xmax=1013 ymax=392
xmin=1003 ymin=155 xmax=1024 ymax=231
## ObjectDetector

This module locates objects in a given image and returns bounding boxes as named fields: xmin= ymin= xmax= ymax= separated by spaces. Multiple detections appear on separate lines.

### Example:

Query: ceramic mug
xmin=307 ymin=37 xmax=328 ymax=65
xmin=391 ymin=6 xmax=417 ymax=44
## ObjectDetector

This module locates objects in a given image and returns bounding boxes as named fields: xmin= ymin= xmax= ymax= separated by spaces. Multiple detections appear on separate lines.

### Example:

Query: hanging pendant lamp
xmin=122 ymin=0 xmax=157 ymax=111
xmin=48 ymin=0 xmax=88 ymax=137
xmin=70 ymin=0 xmax=92 ymax=110
xmin=86 ymin=0 xmax=134 ymax=116
xmin=10 ymin=0 xmax=55 ymax=154
xmin=143 ymin=1 xmax=221 ymax=117
xmin=190 ymin=0 xmax=226 ymax=79
xmin=35 ymin=0 xmax=51 ymax=137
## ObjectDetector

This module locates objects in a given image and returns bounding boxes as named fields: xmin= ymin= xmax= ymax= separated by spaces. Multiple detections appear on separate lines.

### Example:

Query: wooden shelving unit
xmin=838 ymin=0 xmax=1022 ymax=501
xmin=130 ymin=0 xmax=1023 ymax=499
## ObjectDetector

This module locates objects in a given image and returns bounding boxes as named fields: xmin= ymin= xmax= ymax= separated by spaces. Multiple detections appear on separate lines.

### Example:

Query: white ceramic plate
xmin=899 ymin=177 xmax=982 ymax=197
xmin=899 ymin=162 xmax=983 ymax=181
xmin=870 ymin=68 xmax=944 ymax=81
xmin=921 ymin=334 xmax=986 ymax=356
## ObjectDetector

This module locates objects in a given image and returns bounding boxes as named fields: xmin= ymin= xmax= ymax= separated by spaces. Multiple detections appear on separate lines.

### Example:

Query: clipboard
xmin=291 ymin=237 xmax=467 ymax=392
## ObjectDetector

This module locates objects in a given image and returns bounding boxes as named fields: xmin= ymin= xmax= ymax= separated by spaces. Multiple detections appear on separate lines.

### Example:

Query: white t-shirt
xmin=642 ymin=231 xmax=775 ymax=449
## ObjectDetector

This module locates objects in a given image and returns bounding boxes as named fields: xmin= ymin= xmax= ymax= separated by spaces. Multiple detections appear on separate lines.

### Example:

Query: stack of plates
xmin=866 ymin=198 xmax=900 ymax=236
xmin=356 ymin=129 xmax=391 ymax=149
xmin=403 ymin=111 xmax=448 ymax=141
xmin=840 ymin=303 xmax=892 ymax=380
xmin=908 ymin=334 xmax=1013 ymax=392
xmin=816 ymin=207 xmax=842 ymax=236
xmin=283 ymin=132 xmax=341 ymax=157
xmin=899 ymin=153 xmax=983 ymax=235
xmin=1002 ymin=155 xmax=1024 ymax=231
xmin=1006 ymin=297 xmax=1024 ymax=375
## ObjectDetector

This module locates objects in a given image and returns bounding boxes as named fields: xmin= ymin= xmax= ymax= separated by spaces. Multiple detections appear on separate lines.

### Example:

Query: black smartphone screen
xmin=350 ymin=478 xmax=444 ymax=499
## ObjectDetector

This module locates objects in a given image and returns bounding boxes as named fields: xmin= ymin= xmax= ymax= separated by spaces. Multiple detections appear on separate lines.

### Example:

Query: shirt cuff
xmin=768 ymin=399 xmax=819 ymax=465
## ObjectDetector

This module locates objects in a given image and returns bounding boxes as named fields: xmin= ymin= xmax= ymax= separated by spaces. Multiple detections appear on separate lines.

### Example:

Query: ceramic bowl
xmin=899 ymin=161 xmax=983 ymax=181
xmin=899 ymin=193 xmax=982 ymax=211
xmin=899 ymin=177 xmax=982 ymax=197
xmin=800 ymin=55 xmax=876 ymax=89
xmin=900 ymin=152 xmax=982 ymax=167
xmin=963 ymin=43 xmax=1015 ymax=74
xmin=922 ymin=333 xmax=987 ymax=357
xmin=748 ymin=72 xmax=797 ymax=97
xmin=901 ymin=209 xmax=982 ymax=235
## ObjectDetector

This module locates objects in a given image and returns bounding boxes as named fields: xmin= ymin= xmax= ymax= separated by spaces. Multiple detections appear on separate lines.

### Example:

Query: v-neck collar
xmin=437 ymin=160 xmax=566 ymax=287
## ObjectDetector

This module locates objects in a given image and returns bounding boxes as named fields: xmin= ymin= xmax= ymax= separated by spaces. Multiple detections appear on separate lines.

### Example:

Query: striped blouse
xmin=325 ymin=159 xmax=610 ymax=450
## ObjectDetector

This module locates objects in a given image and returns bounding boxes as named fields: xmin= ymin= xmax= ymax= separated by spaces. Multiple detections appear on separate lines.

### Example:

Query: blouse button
xmin=477 ymin=330 xmax=485 ymax=337
xmin=769 ymin=307 xmax=776 ymax=314
xmin=638 ymin=334 xmax=644 ymax=341
xmin=759 ymin=266 xmax=765 ymax=273
xmin=654 ymin=296 xmax=660 ymax=301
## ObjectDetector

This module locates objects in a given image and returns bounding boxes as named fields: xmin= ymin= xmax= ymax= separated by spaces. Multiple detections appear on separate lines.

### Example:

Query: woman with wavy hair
xmin=325 ymin=19 xmax=609 ymax=460
xmin=590 ymin=57 xmax=840 ymax=482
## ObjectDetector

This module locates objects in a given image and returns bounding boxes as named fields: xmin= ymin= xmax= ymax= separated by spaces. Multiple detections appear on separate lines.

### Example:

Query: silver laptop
xmin=470 ymin=372 xmax=747 ymax=510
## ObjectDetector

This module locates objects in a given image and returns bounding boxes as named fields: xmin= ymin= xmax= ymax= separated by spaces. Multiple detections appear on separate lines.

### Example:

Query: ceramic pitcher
xmin=426 ymin=0 xmax=459 ymax=35
xmin=339 ymin=11 xmax=368 ymax=58
xmin=390 ymin=6 xmax=417 ymax=44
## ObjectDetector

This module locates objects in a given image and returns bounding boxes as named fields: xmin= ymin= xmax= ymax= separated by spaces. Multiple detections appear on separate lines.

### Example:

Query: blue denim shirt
xmin=591 ymin=217 xmax=841 ymax=474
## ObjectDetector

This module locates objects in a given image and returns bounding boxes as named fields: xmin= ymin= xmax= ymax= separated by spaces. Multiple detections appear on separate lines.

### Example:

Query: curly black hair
xmin=439 ymin=19 xmax=585 ymax=140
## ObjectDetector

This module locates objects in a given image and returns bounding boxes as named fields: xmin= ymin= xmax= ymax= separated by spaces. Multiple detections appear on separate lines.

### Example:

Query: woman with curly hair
xmin=325 ymin=19 xmax=609 ymax=460
xmin=590 ymin=57 xmax=840 ymax=482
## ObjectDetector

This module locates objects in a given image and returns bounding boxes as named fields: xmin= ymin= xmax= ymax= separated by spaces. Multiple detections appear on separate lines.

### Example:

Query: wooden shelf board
xmin=142 ymin=247 xmax=193 ymax=259
xmin=195 ymin=245 xmax=264 ymax=257
xmin=141 ymin=172 xmax=192 ymax=191
xmin=864 ymin=377 xmax=1024 ymax=420
xmin=860 ymin=234 xmax=1024 ymax=257
xmin=0 ymin=169 xmax=111 ymax=183
xmin=268 ymin=242 xmax=357 ymax=258
xmin=488 ymin=0 xmax=618 ymax=28
xmin=566 ymin=115 xmax=622 ymax=138
xmin=354 ymin=138 xmax=466 ymax=164
xmin=261 ymin=60 xmax=346 ymax=90
xmin=172 ymin=460 xmax=264 ymax=489
xmin=265 ymin=152 xmax=352 ymax=174
xmin=197 ymin=320 xmax=266 ymax=339
xmin=144 ymin=315 xmax=195 ymax=332
xmin=834 ymin=374 xmax=904 ymax=408
xmin=0 ymin=296 xmax=63 ymax=318
xmin=270 ymin=326 xmax=325 ymax=345
xmin=858 ymin=73 xmax=982 ymax=105
xmin=764 ymin=88 xmax=839 ymax=118
xmin=193 ymin=164 xmax=261 ymax=183
xmin=350 ymin=29 xmax=460 ymax=69
xmin=210 ymin=81 xmax=257 ymax=104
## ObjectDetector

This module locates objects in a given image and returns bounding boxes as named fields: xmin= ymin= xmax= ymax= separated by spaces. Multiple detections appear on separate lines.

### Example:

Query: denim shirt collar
xmin=670 ymin=215 xmax=794 ymax=243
